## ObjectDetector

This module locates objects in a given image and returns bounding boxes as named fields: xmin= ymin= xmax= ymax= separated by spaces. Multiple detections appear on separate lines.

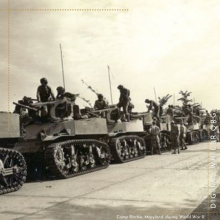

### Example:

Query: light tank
xmin=13 ymin=98 xmax=111 ymax=179
xmin=92 ymin=107 xmax=146 ymax=162
xmin=0 ymin=112 xmax=27 ymax=195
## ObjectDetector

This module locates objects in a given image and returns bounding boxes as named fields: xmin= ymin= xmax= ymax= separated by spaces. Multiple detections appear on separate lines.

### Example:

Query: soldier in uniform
xmin=128 ymin=100 xmax=134 ymax=115
xmin=94 ymin=94 xmax=108 ymax=118
xmin=36 ymin=78 xmax=55 ymax=119
xmin=185 ymin=104 xmax=193 ymax=124
xmin=179 ymin=120 xmax=187 ymax=150
xmin=167 ymin=105 xmax=174 ymax=119
xmin=153 ymin=116 xmax=160 ymax=127
xmin=145 ymin=99 xmax=160 ymax=120
xmin=94 ymin=94 xmax=108 ymax=110
xmin=56 ymin=86 xmax=65 ymax=99
xmin=170 ymin=121 xmax=180 ymax=154
xmin=128 ymin=100 xmax=134 ymax=120
xmin=117 ymin=85 xmax=131 ymax=122
xmin=56 ymin=86 xmax=81 ymax=120
xmin=150 ymin=121 xmax=161 ymax=155
xmin=37 ymin=78 xmax=55 ymax=102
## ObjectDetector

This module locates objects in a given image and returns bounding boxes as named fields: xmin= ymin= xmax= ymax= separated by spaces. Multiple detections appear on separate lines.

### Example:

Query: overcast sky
xmin=0 ymin=0 xmax=220 ymax=112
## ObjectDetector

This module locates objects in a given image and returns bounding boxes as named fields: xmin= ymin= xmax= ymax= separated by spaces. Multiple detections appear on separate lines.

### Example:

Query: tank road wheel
xmin=192 ymin=131 xmax=200 ymax=144
xmin=160 ymin=132 xmax=171 ymax=152
xmin=45 ymin=140 xmax=110 ymax=179
xmin=109 ymin=135 xmax=146 ymax=163
xmin=0 ymin=148 xmax=27 ymax=195
xmin=201 ymin=129 xmax=208 ymax=141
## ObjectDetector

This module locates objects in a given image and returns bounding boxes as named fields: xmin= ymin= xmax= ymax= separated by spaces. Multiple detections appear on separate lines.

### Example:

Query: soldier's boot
xmin=172 ymin=146 xmax=176 ymax=154
xmin=121 ymin=114 xmax=126 ymax=122
xmin=151 ymin=146 xmax=154 ymax=155
xmin=126 ymin=114 xmax=130 ymax=122
xmin=158 ymin=149 xmax=161 ymax=155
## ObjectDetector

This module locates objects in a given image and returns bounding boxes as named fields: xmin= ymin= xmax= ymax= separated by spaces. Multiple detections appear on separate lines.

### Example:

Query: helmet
xmin=117 ymin=85 xmax=123 ymax=89
xmin=145 ymin=99 xmax=150 ymax=103
xmin=40 ymin=78 xmax=48 ymax=84
xmin=56 ymin=86 xmax=65 ymax=92
xmin=171 ymin=121 xmax=175 ymax=124
xmin=98 ymin=94 xmax=103 ymax=98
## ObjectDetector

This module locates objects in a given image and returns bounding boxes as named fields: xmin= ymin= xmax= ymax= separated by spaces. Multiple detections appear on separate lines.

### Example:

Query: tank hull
xmin=14 ymin=118 xmax=111 ymax=180
xmin=107 ymin=120 xmax=146 ymax=163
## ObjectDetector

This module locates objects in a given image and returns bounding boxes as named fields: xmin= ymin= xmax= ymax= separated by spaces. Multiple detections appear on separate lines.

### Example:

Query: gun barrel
xmin=13 ymin=102 xmax=38 ymax=112
xmin=91 ymin=106 xmax=117 ymax=114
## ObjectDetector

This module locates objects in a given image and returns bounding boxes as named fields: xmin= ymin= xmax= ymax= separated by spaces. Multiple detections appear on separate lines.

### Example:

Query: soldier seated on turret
xmin=37 ymin=78 xmax=55 ymax=102
xmin=56 ymin=86 xmax=82 ymax=120
xmin=94 ymin=94 xmax=108 ymax=118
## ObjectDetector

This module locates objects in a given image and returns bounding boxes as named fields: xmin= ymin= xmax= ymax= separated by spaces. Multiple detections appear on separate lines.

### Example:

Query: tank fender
xmin=43 ymin=135 xmax=76 ymax=142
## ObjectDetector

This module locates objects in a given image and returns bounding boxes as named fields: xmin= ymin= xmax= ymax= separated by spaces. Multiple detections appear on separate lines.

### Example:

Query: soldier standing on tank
xmin=167 ymin=105 xmax=174 ymax=119
xmin=179 ymin=120 xmax=187 ymax=150
xmin=37 ymin=78 xmax=55 ymax=102
xmin=170 ymin=121 xmax=180 ymax=154
xmin=94 ymin=94 xmax=108 ymax=118
xmin=128 ymin=100 xmax=134 ymax=120
xmin=117 ymin=85 xmax=131 ymax=122
xmin=150 ymin=121 xmax=161 ymax=155
xmin=145 ymin=99 xmax=160 ymax=120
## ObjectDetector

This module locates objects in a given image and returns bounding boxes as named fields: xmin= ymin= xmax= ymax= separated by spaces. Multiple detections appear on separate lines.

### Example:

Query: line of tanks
xmin=0 ymin=91 xmax=219 ymax=195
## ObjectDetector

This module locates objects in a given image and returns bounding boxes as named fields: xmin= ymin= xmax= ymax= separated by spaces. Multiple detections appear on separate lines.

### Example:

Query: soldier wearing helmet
xmin=56 ymin=86 xmax=65 ymax=99
xmin=145 ymin=99 xmax=160 ymax=120
xmin=56 ymin=86 xmax=78 ymax=102
xmin=170 ymin=120 xmax=180 ymax=154
xmin=94 ymin=94 xmax=108 ymax=110
xmin=149 ymin=121 xmax=161 ymax=155
xmin=179 ymin=120 xmax=187 ymax=150
xmin=117 ymin=85 xmax=131 ymax=122
xmin=36 ymin=78 xmax=55 ymax=102
xmin=167 ymin=105 xmax=174 ymax=119
xmin=94 ymin=94 xmax=108 ymax=118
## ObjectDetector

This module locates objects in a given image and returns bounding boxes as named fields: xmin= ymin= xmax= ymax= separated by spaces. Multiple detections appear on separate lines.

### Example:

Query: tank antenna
xmin=60 ymin=44 xmax=65 ymax=90
xmin=108 ymin=65 xmax=113 ymax=105
xmin=153 ymin=87 xmax=157 ymax=103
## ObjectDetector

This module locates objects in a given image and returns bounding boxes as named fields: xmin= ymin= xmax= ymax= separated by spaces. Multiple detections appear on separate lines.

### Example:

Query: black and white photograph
xmin=0 ymin=0 xmax=219 ymax=219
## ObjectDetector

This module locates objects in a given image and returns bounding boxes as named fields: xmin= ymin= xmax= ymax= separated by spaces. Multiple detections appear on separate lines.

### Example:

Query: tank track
xmin=0 ymin=148 xmax=27 ymax=195
xmin=187 ymin=131 xmax=201 ymax=145
xmin=45 ymin=139 xmax=111 ymax=179
xmin=109 ymin=135 xmax=146 ymax=163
